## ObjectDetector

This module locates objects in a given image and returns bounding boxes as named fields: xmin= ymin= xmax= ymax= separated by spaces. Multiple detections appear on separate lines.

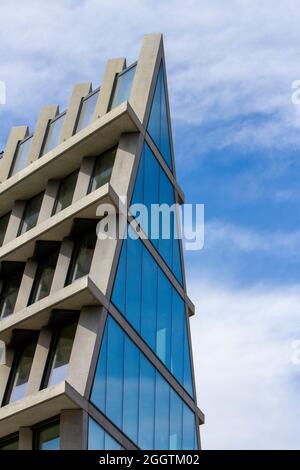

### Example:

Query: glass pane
xmin=123 ymin=336 xmax=139 ymax=443
xmin=10 ymin=136 xmax=32 ymax=177
xmin=125 ymin=234 xmax=142 ymax=332
xmin=41 ymin=114 xmax=65 ymax=157
xmin=111 ymin=240 xmax=126 ymax=314
xmin=90 ymin=327 xmax=107 ymax=412
xmin=0 ymin=437 xmax=19 ymax=450
xmin=0 ymin=213 xmax=10 ymax=247
xmin=47 ymin=322 xmax=77 ymax=386
xmin=29 ymin=249 xmax=59 ymax=305
xmin=109 ymin=65 xmax=136 ymax=110
xmin=89 ymin=148 xmax=116 ymax=193
xmin=0 ymin=269 xmax=23 ymax=319
xmin=138 ymin=355 xmax=155 ymax=450
xmin=170 ymin=389 xmax=183 ymax=450
xmin=37 ymin=422 xmax=60 ymax=450
xmin=140 ymin=248 xmax=157 ymax=350
xmin=88 ymin=418 xmax=123 ymax=450
xmin=156 ymin=269 xmax=172 ymax=367
xmin=76 ymin=91 xmax=99 ymax=133
xmin=155 ymin=372 xmax=170 ymax=450
xmin=147 ymin=64 xmax=173 ymax=170
xmin=9 ymin=341 xmax=36 ymax=403
xmin=53 ymin=171 xmax=78 ymax=215
xmin=182 ymin=404 xmax=196 ymax=450
xmin=171 ymin=290 xmax=184 ymax=385
xmin=105 ymin=318 xmax=124 ymax=428
xmin=19 ymin=193 xmax=43 ymax=236
xmin=68 ymin=230 xmax=96 ymax=283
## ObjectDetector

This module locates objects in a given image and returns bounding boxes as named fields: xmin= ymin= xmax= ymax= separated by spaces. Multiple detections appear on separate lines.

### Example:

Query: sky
xmin=1 ymin=0 xmax=300 ymax=450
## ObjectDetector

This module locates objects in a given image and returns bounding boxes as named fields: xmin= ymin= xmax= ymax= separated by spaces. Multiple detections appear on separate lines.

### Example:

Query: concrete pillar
xmin=129 ymin=33 xmax=162 ymax=125
xmin=60 ymin=409 xmax=87 ymax=450
xmin=67 ymin=306 xmax=105 ymax=397
xmin=27 ymin=105 xmax=58 ymax=164
xmin=14 ymin=260 xmax=38 ymax=312
xmin=50 ymin=238 xmax=74 ymax=293
xmin=110 ymin=133 xmax=140 ymax=198
xmin=72 ymin=156 xmax=95 ymax=203
xmin=93 ymin=58 xmax=126 ymax=119
xmin=0 ymin=126 xmax=29 ymax=182
xmin=26 ymin=328 xmax=52 ymax=396
xmin=0 ymin=346 xmax=13 ymax=405
xmin=19 ymin=427 xmax=33 ymax=450
xmin=37 ymin=180 xmax=60 ymax=224
xmin=60 ymin=83 xmax=92 ymax=142
xmin=89 ymin=234 xmax=118 ymax=297
xmin=3 ymin=200 xmax=26 ymax=244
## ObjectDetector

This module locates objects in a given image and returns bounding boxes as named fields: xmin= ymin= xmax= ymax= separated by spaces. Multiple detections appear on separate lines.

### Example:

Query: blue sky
xmin=1 ymin=0 xmax=300 ymax=449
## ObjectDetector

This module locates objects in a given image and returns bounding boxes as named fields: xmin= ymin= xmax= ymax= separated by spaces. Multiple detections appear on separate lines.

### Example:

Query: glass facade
xmin=75 ymin=90 xmax=99 ymax=133
xmin=109 ymin=64 xmax=136 ymax=110
xmin=66 ymin=227 xmax=97 ymax=284
xmin=35 ymin=421 xmax=60 ymax=450
xmin=4 ymin=339 xmax=36 ymax=405
xmin=40 ymin=113 xmax=65 ymax=157
xmin=9 ymin=136 xmax=33 ymax=177
xmin=0 ymin=265 xmax=24 ymax=319
xmin=43 ymin=320 xmax=77 ymax=387
xmin=147 ymin=63 xmax=173 ymax=170
xmin=53 ymin=171 xmax=78 ymax=215
xmin=88 ymin=418 xmax=123 ymax=450
xmin=28 ymin=247 xmax=60 ymax=305
xmin=91 ymin=316 xmax=197 ymax=450
xmin=0 ymin=212 xmax=10 ymax=247
xmin=88 ymin=148 xmax=116 ymax=193
xmin=112 ymin=229 xmax=193 ymax=396
xmin=18 ymin=193 xmax=43 ymax=236
xmin=132 ymin=142 xmax=183 ymax=284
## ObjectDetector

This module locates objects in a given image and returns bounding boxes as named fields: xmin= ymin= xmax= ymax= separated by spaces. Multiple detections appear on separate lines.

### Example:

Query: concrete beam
xmin=3 ymin=201 xmax=25 ymax=244
xmin=93 ymin=59 xmax=126 ymax=119
xmin=61 ymin=83 xmax=92 ymax=142
xmin=0 ymin=126 xmax=29 ymax=183
xmin=26 ymin=328 xmax=52 ymax=396
xmin=27 ymin=105 xmax=58 ymax=164
xmin=37 ymin=180 xmax=60 ymax=224
xmin=129 ymin=34 xmax=162 ymax=124
xmin=72 ymin=156 xmax=94 ymax=203
xmin=14 ymin=260 xmax=38 ymax=312
xmin=50 ymin=238 xmax=74 ymax=293
xmin=0 ymin=346 xmax=13 ymax=405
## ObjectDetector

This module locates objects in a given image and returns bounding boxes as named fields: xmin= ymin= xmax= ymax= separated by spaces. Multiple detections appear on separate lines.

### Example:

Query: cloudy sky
xmin=1 ymin=0 xmax=300 ymax=450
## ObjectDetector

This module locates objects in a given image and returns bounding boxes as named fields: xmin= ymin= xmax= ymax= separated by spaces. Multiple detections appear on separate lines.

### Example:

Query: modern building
xmin=0 ymin=34 xmax=204 ymax=450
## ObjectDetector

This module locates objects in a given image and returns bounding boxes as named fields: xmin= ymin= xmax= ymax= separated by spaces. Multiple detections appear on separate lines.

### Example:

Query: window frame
xmin=39 ymin=111 xmax=66 ymax=158
xmin=18 ymin=192 xmax=44 ymax=237
xmin=32 ymin=416 xmax=60 ymax=450
xmin=73 ymin=87 xmax=100 ymax=135
xmin=0 ymin=432 xmax=19 ymax=450
xmin=52 ymin=169 xmax=79 ymax=216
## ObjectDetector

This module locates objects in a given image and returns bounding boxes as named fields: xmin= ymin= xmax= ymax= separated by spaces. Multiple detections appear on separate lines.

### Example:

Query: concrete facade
xmin=0 ymin=34 xmax=203 ymax=451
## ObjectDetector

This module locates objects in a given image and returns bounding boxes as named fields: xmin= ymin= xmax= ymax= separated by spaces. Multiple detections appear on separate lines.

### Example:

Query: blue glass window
xmin=147 ymin=63 xmax=173 ymax=169
xmin=40 ymin=113 xmax=65 ymax=157
xmin=35 ymin=421 xmax=60 ymax=450
xmin=91 ymin=316 xmax=198 ymax=450
xmin=132 ymin=142 xmax=183 ymax=284
xmin=75 ymin=90 xmax=99 ymax=133
xmin=109 ymin=64 xmax=136 ymax=110
xmin=88 ymin=418 xmax=123 ymax=450
xmin=9 ymin=136 xmax=32 ymax=177
xmin=112 ymin=231 xmax=194 ymax=396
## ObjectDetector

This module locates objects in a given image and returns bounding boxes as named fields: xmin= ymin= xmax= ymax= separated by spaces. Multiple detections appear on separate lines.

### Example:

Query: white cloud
xmin=205 ymin=220 xmax=300 ymax=256
xmin=1 ymin=0 xmax=300 ymax=153
xmin=190 ymin=281 xmax=300 ymax=449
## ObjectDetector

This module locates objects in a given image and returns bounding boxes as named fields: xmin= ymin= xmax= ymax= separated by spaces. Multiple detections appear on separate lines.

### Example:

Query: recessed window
xmin=34 ymin=420 xmax=60 ymax=450
xmin=42 ymin=319 xmax=77 ymax=388
xmin=9 ymin=136 xmax=33 ymax=177
xmin=40 ymin=113 xmax=65 ymax=157
xmin=0 ymin=434 xmax=19 ymax=450
xmin=28 ymin=243 xmax=61 ymax=305
xmin=3 ymin=337 xmax=37 ymax=405
xmin=75 ymin=89 xmax=99 ymax=133
xmin=109 ymin=64 xmax=136 ymax=110
xmin=66 ymin=222 xmax=97 ymax=285
xmin=52 ymin=170 xmax=78 ymax=215
xmin=88 ymin=148 xmax=116 ymax=194
xmin=18 ymin=193 xmax=44 ymax=236
xmin=0 ymin=262 xmax=25 ymax=320
xmin=0 ymin=212 xmax=10 ymax=247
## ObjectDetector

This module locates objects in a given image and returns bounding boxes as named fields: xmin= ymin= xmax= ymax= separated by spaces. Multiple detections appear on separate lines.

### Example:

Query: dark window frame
xmin=18 ymin=192 xmax=44 ymax=237
xmin=39 ymin=111 xmax=67 ymax=159
xmin=52 ymin=169 xmax=79 ymax=216
xmin=0 ymin=432 xmax=19 ymax=450
xmin=32 ymin=416 xmax=60 ymax=450
xmin=87 ymin=146 xmax=117 ymax=195
xmin=73 ymin=87 xmax=100 ymax=135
